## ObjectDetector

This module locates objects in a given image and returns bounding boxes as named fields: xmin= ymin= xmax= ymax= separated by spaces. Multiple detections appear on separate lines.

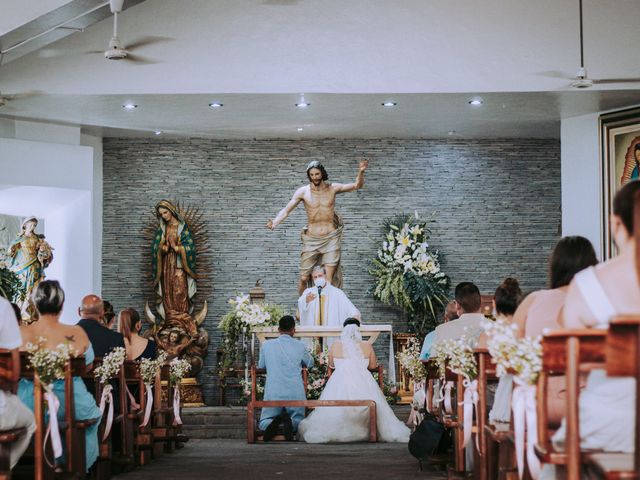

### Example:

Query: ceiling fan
xmin=92 ymin=0 xmax=170 ymax=63
xmin=559 ymin=0 xmax=640 ymax=88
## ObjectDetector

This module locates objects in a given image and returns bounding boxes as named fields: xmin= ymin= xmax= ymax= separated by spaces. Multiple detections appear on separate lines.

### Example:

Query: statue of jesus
xmin=267 ymin=159 xmax=368 ymax=295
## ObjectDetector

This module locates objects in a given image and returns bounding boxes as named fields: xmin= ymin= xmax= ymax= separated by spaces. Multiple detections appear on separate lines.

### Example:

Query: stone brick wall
xmin=102 ymin=137 xmax=560 ymax=404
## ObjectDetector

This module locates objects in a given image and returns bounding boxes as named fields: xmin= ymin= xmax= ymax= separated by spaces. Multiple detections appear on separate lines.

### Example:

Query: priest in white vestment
xmin=298 ymin=266 xmax=360 ymax=338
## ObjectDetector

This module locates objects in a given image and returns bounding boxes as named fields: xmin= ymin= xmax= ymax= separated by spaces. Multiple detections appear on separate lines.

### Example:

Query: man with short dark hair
xmin=428 ymin=282 xmax=485 ymax=356
xmin=77 ymin=294 xmax=125 ymax=358
xmin=259 ymin=315 xmax=313 ymax=441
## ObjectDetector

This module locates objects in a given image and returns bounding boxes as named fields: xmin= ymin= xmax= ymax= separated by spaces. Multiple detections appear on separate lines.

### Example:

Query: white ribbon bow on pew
xmin=434 ymin=380 xmax=455 ymax=414
xmin=98 ymin=384 xmax=114 ymax=441
xmin=459 ymin=378 xmax=479 ymax=450
xmin=512 ymin=379 xmax=541 ymax=479
xmin=172 ymin=388 xmax=182 ymax=426
xmin=140 ymin=385 xmax=153 ymax=428
xmin=43 ymin=389 xmax=63 ymax=465
xmin=126 ymin=385 xmax=140 ymax=411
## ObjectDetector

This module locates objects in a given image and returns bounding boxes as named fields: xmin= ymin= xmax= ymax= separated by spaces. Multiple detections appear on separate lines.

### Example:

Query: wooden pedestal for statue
xmin=181 ymin=377 xmax=205 ymax=407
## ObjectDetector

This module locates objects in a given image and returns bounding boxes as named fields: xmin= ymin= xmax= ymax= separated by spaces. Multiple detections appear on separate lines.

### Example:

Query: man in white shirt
xmin=0 ymin=296 xmax=36 ymax=469
xmin=429 ymin=282 xmax=486 ymax=355
xmin=297 ymin=265 xmax=360 ymax=347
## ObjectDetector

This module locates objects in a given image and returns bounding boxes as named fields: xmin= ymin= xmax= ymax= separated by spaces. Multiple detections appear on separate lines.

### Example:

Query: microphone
xmin=317 ymin=285 xmax=323 ymax=298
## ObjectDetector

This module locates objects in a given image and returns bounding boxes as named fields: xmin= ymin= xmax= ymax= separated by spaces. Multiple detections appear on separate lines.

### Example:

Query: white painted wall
xmin=561 ymin=112 xmax=602 ymax=257
xmin=0 ymin=131 xmax=100 ymax=324
xmin=561 ymin=103 xmax=640 ymax=259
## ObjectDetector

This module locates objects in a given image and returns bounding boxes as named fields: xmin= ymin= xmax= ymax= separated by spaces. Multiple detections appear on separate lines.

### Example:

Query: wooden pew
xmin=151 ymin=365 xmax=182 ymax=455
xmin=246 ymin=364 xmax=378 ymax=443
xmin=475 ymin=348 xmax=499 ymax=480
xmin=122 ymin=361 xmax=153 ymax=466
xmin=586 ymin=316 xmax=640 ymax=479
xmin=534 ymin=329 xmax=606 ymax=480
xmin=0 ymin=350 xmax=28 ymax=480
xmin=18 ymin=353 xmax=53 ymax=480
xmin=422 ymin=359 xmax=467 ymax=477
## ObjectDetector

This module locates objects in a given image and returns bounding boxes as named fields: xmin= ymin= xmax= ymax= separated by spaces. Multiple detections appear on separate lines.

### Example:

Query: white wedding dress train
xmin=298 ymin=357 xmax=410 ymax=443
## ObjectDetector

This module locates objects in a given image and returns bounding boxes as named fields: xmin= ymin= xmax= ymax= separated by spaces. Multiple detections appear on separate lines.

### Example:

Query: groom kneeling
xmin=259 ymin=315 xmax=314 ymax=441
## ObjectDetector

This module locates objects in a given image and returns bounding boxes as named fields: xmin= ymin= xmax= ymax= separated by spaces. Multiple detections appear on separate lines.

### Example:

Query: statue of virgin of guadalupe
xmin=8 ymin=217 xmax=53 ymax=320
xmin=152 ymin=200 xmax=198 ymax=337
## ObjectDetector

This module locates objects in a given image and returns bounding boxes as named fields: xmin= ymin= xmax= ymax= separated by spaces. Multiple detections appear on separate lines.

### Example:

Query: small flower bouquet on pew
xmin=169 ymin=357 xmax=191 ymax=426
xmin=24 ymin=337 xmax=73 ymax=463
xmin=482 ymin=319 xmax=543 ymax=478
xmin=93 ymin=347 xmax=126 ymax=440
xmin=138 ymin=352 xmax=167 ymax=427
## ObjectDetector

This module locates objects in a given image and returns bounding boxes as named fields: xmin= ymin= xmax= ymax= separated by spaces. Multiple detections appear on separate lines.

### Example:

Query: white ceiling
xmin=0 ymin=0 xmax=639 ymax=138
xmin=0 ymin=0 xmax=74 ymax=36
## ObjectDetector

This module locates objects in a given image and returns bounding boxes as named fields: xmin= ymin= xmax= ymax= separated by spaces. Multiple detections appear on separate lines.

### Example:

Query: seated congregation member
xmin=17 ymin=281 xmax=101 ymax=471
xmin=298 ymin=318 xmax=410 ymax=443
xmin=429 ymin=282 xmax=485 ymax=356
xmin=102 ymin=300 xmax=116 ymax=330
xmin=9 ymin=303 xmax=21 ymax=325
xmin=553 ymin=180 xmax=640 ymax=456
xmin=484 ymin=278 xmax=523 ymax=424
xmin=512 ymin=235 xmax=597 ymax=338
xmin=120 ymin=308 xmax=157 ymax=361
xmin=512 ymin=235 xmax=597 ymax=426
xmin=420 ymin=300 xmax=458 ymax=360
xmin=0 ymin=296 xmax=36 ymax=470
xmin=77 ymin=295 xmax=125 ymax=358
xmin=259 ymin=315 xmax=313 ymax=441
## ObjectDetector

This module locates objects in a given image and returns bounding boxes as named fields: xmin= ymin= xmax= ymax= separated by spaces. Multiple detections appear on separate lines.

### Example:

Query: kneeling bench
xmin=247 ymin=400 xmax=378 ymax=443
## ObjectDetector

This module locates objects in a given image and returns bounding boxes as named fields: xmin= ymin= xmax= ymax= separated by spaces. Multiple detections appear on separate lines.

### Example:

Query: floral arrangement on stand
xmin=24 ymin=338 xmax=73 ymax=464
xmin=396 ymin=336 xmax=427 ymax=382
xmin=93 ymin=347 xmax=126 ymax=440
xmin=370 ymin=214 xmax=450 ymax=337
xmin=218 ymin=293 xmax=284 ymax=379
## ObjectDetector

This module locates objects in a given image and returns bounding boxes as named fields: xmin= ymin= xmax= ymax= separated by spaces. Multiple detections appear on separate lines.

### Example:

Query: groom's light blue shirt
xmin=258 ymin=334 xmax=313 ymax=430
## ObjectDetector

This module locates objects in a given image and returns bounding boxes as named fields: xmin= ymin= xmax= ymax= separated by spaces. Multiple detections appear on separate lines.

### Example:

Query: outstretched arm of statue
xmin=266 ymin=189 xmax=302 ymax=230
xmin=333 ymin=158 xmax=368 ymax=193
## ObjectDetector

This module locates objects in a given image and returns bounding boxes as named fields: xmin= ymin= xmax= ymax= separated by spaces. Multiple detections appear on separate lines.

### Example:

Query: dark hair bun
xmin=343 ymin=317 xmax=360 ymax=327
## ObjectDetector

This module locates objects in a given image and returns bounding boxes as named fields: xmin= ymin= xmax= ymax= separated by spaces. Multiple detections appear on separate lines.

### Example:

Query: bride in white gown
xmin=298 ymin=318 xmax=410 ymax=443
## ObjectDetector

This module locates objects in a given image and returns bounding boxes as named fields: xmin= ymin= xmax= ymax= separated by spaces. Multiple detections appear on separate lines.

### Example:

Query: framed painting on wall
xmin=600 ymin=106 xmax=640 ymax=259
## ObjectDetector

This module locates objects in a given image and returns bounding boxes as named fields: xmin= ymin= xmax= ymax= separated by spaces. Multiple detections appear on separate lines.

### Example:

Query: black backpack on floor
xmin=408 ymin=411 xmax=452 ymax=461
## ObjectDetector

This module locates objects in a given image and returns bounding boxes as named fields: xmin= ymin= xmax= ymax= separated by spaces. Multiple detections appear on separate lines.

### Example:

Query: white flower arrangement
xmin=94 ymin=347 xmax=126 ymax=385
xmin=396 ymin=336 xmax=427 ymax=380
xmin=378 ymin=220 xmax=446 ymax=279
xmin=169 ymin=357 xmax=191 ymax=386
xmin=25 ymin=337 xmax=73 ymax=387
xmin=370 ymin=214 xmax=450 ymax=336
xmin=431 ymin=335 xmax=477 ymax=381
xmin=483 ymin=319 xmax=542 ymax=385
xmin=229 ymin=294 xmax=271 ymax=329
xmin=140 ymin=351 xmax=167 ymax=386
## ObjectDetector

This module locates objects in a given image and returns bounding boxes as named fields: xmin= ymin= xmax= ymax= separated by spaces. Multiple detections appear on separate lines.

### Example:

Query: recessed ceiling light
xmin=295 ymin=102 xmax=310 ymax=108
xmin=468 ymin=98 xmax=483 ymax=106
xmin=297 ymin=127 xmax=304 ymax=132
xmin=122 ymin=103 xmax=137 ymax=110
xmin=209 ymin=102 xmax=223 ymax=108
xmin=382 ymin=102 xmax=397 ymax=107
xmin=448 ymin=130 xmax=456 ymax=136
xmin=154 ymin=130 xmax=162 ymax=136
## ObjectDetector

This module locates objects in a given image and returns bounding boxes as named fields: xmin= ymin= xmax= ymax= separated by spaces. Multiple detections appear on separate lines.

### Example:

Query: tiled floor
xmin=113 ymin=439 xmax=449 ymax=479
